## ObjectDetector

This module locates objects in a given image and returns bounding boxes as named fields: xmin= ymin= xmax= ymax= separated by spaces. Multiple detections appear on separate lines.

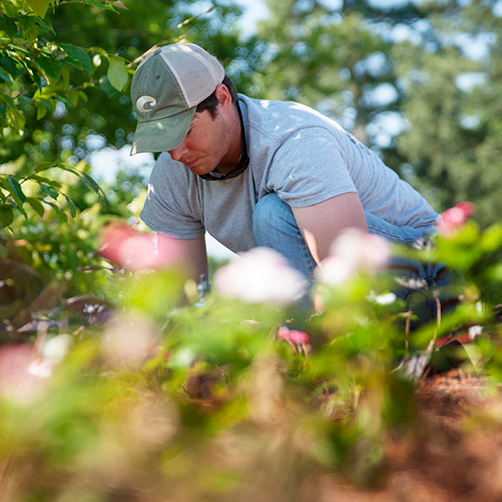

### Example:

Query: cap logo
xmin=136 ymin=95 xmax=157 ymax=113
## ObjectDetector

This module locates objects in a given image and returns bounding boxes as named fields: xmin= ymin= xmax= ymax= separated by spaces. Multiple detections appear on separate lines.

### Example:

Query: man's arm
xmin=158 ymin=233 xmax=208 ymax=281
xmin=291 ymin=192 xmax=368 ymax=265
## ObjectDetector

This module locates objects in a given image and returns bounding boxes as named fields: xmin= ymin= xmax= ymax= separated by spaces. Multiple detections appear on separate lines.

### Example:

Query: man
xmin=130 ymin=42 xmax=443 ymax=298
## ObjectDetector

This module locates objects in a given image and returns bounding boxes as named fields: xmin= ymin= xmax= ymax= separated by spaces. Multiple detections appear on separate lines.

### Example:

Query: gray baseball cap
xmin=130 ymin=43 xmax=225 ymax=154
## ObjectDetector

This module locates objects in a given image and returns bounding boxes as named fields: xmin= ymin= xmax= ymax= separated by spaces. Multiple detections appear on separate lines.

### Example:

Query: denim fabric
xmin=253 ymin=193 xmax=457 ymax=324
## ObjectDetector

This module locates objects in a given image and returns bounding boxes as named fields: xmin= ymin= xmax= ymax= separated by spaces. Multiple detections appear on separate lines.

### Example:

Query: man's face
xmin=167 ymin=111 xmax=239 ymax=176
xmin=167 ymin=84 xmax=241 ymax=176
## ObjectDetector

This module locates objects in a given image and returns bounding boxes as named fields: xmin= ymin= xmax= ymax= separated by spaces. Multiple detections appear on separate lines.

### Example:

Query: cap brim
xmin=130 ymin=107 xmax=196 ymax=155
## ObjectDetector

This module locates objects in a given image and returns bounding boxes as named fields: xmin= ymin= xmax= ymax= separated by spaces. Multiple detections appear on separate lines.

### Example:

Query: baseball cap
xmin=130 ymin=43 xmax=225 ymax=155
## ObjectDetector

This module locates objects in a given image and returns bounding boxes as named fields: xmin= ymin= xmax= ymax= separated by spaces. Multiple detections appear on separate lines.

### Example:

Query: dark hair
xmin=195 ymin=75 xmax=238 ymax=119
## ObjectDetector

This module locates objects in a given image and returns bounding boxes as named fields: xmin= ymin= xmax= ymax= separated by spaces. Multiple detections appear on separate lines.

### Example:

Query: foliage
xmin=0 ymin=0 xmax=267 ymax=231
xmin=2 ymin=1 xmax=502 ymax=496
xmin=1 ymin=214 xmax=502 ymax=499
xmin=392 ymin=0 xmax=502 ymax=225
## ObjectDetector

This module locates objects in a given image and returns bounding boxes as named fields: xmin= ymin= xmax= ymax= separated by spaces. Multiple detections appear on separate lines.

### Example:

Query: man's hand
xmin=291 ymin=192 xmax=368 ymax=265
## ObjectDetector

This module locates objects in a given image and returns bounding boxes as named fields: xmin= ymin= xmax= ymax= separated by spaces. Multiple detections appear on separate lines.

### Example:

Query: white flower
xmin=468 ymin=325 xmax=483 ymax=341
xmin=27 ymin=358 xmax=54 ymax=379
xmin=214 ymin=247 xmax=306 ymax=306
xmin=42 ymin=334 xmax=73 ymax=363
xmin=315 ymin=255 xmax=356 ymax=285
xmin=366 ymin=291 xmax=397 ymax=305
xmin=329 ymin=228 xmax=392 ymax=271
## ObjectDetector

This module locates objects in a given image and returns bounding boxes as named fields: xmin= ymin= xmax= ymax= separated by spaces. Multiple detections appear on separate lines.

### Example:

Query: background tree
xmin=255 ymin=0 xmax=502 ymax=226
xmin=392 ymin=0 xmax=502 ymax=226
xmin=0 ymin=0 xmax=266 ymax=230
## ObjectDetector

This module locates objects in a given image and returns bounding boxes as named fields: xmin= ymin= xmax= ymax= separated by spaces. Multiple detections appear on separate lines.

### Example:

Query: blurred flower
xmin=102 ymin=313 xmax=160 ymax=369
xmin=27 ymin=358 xmax=54 ymax=379
xmin=42 ymin=334 xmax=73 ymax=363
xmin=315 ymin=255 xmax=356 ymax=285
xmin=437 ymin=202 xmax=475 ymax=234
xmin=316 ymin=229 xmax=392 ymax=286
xmin=0 ymin=345 xmax=50 ymax=402
xmin=214 ymin=247 xmax=306 ymax=306
xmin=330 ymin=229 xmax=392 ymax=271
xmin=366 ymin=291 xmax=397 ymax=305
xmin=98 ymin=222 xmax=181 ymax=272
xmin=468 ymin=325 xmax=483 ymax=341
xmin=277 ymin=326 xmax=310 ymax=344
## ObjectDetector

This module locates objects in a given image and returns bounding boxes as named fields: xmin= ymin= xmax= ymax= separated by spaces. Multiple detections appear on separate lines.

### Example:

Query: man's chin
xmin=187 ymin=164 xmax=218 ymax=176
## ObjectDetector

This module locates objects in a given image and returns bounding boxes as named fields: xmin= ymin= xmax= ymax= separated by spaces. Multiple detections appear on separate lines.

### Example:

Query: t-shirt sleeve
xmin=265 ymin=126 xmax=357 ymax=207
xmin=140 ymin=157 xmax=205 ymax=239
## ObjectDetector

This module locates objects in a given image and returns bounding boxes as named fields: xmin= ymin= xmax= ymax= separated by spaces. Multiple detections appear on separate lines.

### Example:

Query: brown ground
xmin=317 ymin=370 xmax=502 ymax=502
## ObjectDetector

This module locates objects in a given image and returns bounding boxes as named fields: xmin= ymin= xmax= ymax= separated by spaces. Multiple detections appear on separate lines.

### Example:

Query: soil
xmin=317 ymin=369 xmax=502 ymax=502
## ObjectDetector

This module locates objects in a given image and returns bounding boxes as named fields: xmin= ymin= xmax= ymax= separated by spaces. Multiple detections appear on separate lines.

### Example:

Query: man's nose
xmin=168 ymin=142 xmax=188 ymax=161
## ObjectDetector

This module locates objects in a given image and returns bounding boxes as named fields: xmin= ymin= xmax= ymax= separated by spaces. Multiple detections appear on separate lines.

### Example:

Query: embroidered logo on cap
xmin=136 ymin=96 xmax=157 ymax=112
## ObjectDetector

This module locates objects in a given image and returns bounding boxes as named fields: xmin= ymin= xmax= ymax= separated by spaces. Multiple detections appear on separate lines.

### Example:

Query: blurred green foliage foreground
xmin=3 ymin=0 xmax=502 ymax=499
xmin=2 ymin=191 xmax=502 ymax=501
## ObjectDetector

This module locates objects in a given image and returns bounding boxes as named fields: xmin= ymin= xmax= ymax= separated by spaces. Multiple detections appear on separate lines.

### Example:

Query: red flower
xmin=277 ymin=326 xmax=310 ymax=344
xmin=98 ymin=222 xmax=181 ymax=272
xmin=437 ymin=202 xmax=475 ymax=233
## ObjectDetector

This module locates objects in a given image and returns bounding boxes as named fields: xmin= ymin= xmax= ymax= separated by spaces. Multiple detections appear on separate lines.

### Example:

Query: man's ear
xmin=214 ymin=84 xmax=232 ymax=110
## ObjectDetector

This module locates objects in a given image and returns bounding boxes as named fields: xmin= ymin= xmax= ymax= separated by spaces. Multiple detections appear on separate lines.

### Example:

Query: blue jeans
xmin=252 ymin=193 xmax=458 ymax=324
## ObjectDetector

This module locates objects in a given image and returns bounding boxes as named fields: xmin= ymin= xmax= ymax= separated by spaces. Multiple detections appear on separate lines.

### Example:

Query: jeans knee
xmin=253 ymin=193 xmax=284 ymax=244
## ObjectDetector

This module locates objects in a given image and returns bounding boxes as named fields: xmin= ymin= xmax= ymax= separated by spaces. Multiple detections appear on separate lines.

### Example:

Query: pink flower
xmin=437 ymin=202 xmax=475 ymax=233
xmin=330 ymin=229 xmax=392 ymax=271
xmin=277 ymin=326 xmax=310 ymax=344
xmin=315 ymin=254 xmax=356 ymax=285
xmin=316 ymin=229 xmax=392 ymax=286
xmin=98 ymin=222 xmax=181 ymax=272
xmin=214 ymin=247 xmax=306 ymax=306
xmin=0 ymin=345 xmax=50 ymax=402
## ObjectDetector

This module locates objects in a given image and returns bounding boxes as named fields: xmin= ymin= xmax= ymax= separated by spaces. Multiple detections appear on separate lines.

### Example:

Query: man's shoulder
xmin=239 ymin=94 xmax=345 ymax=142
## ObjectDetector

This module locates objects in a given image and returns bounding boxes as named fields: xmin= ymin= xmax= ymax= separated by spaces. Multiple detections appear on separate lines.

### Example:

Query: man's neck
xmin=213 ymin=103 xmax=243 ymax=175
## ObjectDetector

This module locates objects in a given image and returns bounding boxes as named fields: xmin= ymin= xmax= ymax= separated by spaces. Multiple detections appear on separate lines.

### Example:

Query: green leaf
xmin=34 ymin=99 xmax=52 ymax=119
xmin=26 ymin=0 xmax=49 ymax=18
xmin=0 ymin=16 xmax=17 ymax=39
xmin=46 ymin=201 xmax=68 ymax=222
xmin=82 ymin=173 xmax=101 ymax=194
xmin=99 ymin=75 xmax=118 ymax=97
xmin=58 ymin=43 xmax=92 ymax=73
xmin=40 ymin=183 xmax=59 ymax=199
xmin=0 ymin=54 xmax=24 ymax=80
xmin=0 ymin=206 xmax=14 ymax=228
xmin=36 ymin=54 xmax=62 ymax=80
xmin=2 ymin=1 xmax=18 ymax=17
xmin=17 ymin=16 xmax=37 ymax=35
xmin=61 ymin=66 xmax=70 ymax=88
xmin=26 ymin=197 xmax=45 ymax=217
xmin=64 ymin=194 xmax=77 ymax=217
xmin=24 ymin=59 xmax=43 ymax=91
xmin=7 ymin=175 xmax=26 ymax=203
xmin=0 ymin=91 xmax=16 ymax=108
xmin=32 ymin=176 xmax=60 ymax=188
xmin=33 ymin=162 xmax=54 ymax=173
xmin=82 ymin=0 xmax=117 ymax=11
xmin=6 ymin=107 xmax=26 ymax=130
xmin=0 ymin=68 xmax=12 ymax=85
xmin=107 ymin=57 xmax=129 ymax=91
xmin=35 ymin=16 xmax=54 ymax=35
